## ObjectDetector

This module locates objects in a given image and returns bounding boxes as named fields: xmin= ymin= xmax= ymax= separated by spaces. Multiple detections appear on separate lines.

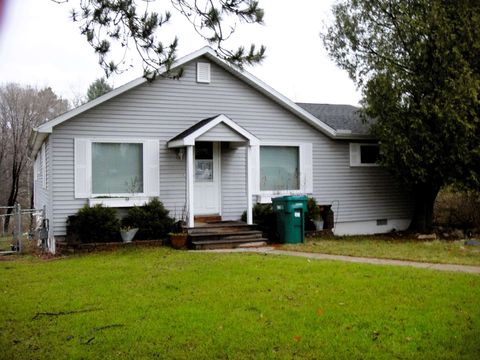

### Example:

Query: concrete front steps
xmin=188 ymin=221 xmax=268 ymax=250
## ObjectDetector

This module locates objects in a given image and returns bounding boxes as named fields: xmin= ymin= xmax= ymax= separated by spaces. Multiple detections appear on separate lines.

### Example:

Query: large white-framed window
xmin=74 ymin=138 xmax=160 ymax=203
xmin=252 ymin=142 xmax=313 ymax=201
xmin=349 ymin=143 xmax=380 ymax=167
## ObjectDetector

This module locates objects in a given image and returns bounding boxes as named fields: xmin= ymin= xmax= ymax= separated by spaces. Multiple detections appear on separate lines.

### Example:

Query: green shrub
xmin=242 ymin=203 xmax=277 ymax=240
xmin=306 ymin=197 xmax=321 ymax=231
xmin=74 ymin=204 xmax=120 ymax=243
xmin=122 ymin=198 xmax=174 ymax=240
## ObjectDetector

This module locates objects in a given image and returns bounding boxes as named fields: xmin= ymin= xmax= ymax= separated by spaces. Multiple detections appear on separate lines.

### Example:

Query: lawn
xmin=1 ymin=248 xmax=479 ymax=359
xmin=0 ymin=235 xmax=14 ymax=251
xmin=283 ymin=237 xmax=480 ymax=266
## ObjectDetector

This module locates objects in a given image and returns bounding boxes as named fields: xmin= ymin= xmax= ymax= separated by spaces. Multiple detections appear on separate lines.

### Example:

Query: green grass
xmin=0 ymin=235 xmax=14 ymax=251
xmin=283 ymin=237 xmax=480 ymax=266
xmin=1 ymin=248 xmax=479 ymax=359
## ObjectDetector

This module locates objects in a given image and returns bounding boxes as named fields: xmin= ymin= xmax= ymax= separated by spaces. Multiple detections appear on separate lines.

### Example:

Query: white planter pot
xmin=120 ymin=228 xmax=138 ymax=243
xmin=313 ymin=220 xmax=324 ymax=231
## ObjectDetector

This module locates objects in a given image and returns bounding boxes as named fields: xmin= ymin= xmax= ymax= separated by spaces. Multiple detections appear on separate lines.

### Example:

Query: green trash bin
xmin=272 ymin=195 xmax=308 ymax=244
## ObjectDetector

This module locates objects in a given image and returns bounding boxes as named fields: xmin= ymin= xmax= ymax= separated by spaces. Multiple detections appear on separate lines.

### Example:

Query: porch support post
xmin=246 ymin=145 xmax=253 ymax=225
xmin=186 ymin=145 xmax=195 ymax=228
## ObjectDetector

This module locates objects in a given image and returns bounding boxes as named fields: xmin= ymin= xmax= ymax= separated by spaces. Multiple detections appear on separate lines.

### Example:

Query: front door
xmin=194 ymin=142 xmax=220 ymax=215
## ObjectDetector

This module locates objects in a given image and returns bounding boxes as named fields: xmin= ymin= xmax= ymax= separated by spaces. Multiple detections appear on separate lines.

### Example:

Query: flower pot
xmin=313 ymin=219 xmax=324 ymax=231
xmin=120 ymin=228 xmax=138 ymax=243
xmin=170 ymin=233 xmax=188 ymax=249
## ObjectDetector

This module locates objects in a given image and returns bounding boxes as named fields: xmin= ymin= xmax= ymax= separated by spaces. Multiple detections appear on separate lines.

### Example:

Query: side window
xmin=350 ymin=143 xmax=380 ymax=166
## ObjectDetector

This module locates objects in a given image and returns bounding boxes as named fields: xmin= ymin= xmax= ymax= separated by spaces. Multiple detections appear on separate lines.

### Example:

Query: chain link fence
xmin=0 ymin=204 xmax=49 ymax=254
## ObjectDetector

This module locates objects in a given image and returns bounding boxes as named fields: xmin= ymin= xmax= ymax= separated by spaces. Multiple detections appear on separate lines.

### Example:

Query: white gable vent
xmin=197 ymin=62 xmax=211 ymax=83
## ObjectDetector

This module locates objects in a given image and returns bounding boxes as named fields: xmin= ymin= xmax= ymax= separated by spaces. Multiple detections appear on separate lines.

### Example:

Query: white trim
xmin=74 ymin=137 xmax=160 ymax=200
xmin=186 ymin=146 xmax=194 ymax=228
xmin=246 ymin=145 xmax=253 ymax=225
xmin=256 ymin=141 xmax=313 ymax=197
xmin=33 ymin=154 xmax=39 ymax=181
xmin=333 ymin=218 xmax=410 ymax=235
xmin=89 ymin=197 xmax=150 ymax=208
xmin=193 ymin=142 xmax=221 ymax=215
xmin=349 ymin=143 xmax=380 ymax=167
xmin=168 ymin=114 xmax=260 ymax=147
xmin=41 ymin=143 xmax=47 ymax=189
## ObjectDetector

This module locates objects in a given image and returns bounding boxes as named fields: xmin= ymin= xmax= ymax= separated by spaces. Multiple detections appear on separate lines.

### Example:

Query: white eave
xmin=167 ymin=114 xmax=259 ymax=148
xmin=31 ymin=46 xmax=367 ymax=157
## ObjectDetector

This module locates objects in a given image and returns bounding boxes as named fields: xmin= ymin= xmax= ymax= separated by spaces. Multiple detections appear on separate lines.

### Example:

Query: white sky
xmin=0 ymin=0 xmax=361 ymax=106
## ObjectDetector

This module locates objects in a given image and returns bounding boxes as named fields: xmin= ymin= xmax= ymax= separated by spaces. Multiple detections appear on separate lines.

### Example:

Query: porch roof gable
xmin=167 ymin=114 xmax=259 ymax=147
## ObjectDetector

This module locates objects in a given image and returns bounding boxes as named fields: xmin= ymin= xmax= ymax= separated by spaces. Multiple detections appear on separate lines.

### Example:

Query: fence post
xmin=13 ymin=203 xmax=22 ymax=252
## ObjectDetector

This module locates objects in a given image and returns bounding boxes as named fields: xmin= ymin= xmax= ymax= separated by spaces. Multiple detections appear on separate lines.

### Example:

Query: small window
xmin=195 ymin=142 xmax=213 ymax=182
xmin=350 ymin=143 xmax=380 ymax=166
xmin=197 ymin=62 xmax=211 ymax=83
xmin=92 ymin=142 xmax=144 ymax=195
xmin=260 ymin=146 xmax=299 ymax=191
xmin=361 ymin=145 xmax=380 ymax=164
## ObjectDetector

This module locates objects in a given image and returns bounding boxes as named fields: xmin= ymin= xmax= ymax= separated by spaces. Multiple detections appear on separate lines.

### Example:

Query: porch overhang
xmin=168 ymin=114 xmax=257 ymax=228
xmin=167 ymin=114 xmax=259 ymax=148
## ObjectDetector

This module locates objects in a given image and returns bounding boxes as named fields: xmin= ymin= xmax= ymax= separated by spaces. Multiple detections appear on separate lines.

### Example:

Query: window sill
xmin=89 ymin=197 xmax=150 ymax=208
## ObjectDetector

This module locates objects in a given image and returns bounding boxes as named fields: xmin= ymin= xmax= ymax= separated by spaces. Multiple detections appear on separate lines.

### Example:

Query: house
xmin=30 ymin=47 xmax=413 ymax=252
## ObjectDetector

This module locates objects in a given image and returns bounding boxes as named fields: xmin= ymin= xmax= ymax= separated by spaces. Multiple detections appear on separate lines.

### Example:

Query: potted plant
xmin=169 ymin=220 xmax=188 ymax=249
xmin=120 ymin=226 xmax=138 ymax=243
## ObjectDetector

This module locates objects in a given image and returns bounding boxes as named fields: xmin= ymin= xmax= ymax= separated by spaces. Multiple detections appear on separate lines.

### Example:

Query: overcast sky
xmin=0 ymin=0 xmax=361 ymax=106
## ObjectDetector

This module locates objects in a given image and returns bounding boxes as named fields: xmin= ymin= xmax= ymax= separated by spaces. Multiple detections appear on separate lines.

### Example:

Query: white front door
xmin=194 ymin=142 xmax=220 ymax=215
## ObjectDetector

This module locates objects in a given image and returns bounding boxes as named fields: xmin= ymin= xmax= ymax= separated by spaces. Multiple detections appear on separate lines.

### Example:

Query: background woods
xmin=0 ymin=84 xmax=69 ymax=231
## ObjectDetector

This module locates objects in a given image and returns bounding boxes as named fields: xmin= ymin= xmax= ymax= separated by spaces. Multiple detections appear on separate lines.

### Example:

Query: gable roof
xmin=167 ymin=114 xmax=259 ymax=147
xmin=296 ymin=103 xmax=373 ymax=136
xmin=31 ymin=46 xmax=371 ymax=157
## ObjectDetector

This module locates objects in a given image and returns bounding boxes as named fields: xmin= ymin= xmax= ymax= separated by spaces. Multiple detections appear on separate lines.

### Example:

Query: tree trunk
xmin=3 ymin=165 xmax=20 ymax=233
xmin=408 ymin=183 xmax=440 ymax=233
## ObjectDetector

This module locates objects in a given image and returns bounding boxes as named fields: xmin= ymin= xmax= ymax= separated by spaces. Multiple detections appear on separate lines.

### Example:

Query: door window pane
xmin=195 ymin=142 xmax=213 ymax=182
xmin=92 ymin=143 xmax=143 ymax=194
xmin=260 ymin=146 xmax=299 ymax=191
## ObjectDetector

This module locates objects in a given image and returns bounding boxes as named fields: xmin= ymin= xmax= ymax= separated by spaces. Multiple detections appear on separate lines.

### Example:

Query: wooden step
xmin=189 ymin=230 xmax=263 ymax=242
xmin=188 ymin=220 xmax=267 ymax=250
xmin=194 ymin=215 xmax=222 ymax=223
xmin=191 ymin=238 xmax=269 ymax=250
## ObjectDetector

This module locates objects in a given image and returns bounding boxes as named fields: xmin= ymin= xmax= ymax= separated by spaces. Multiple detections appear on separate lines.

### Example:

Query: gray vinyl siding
xmin=221 ymin=144 xmax=247 ymax=220
xmin=197 ymin=123 xmax=246 ymax=142
xmin=33 ymin=138 xmax=53 ymax=230
xmin=50 ymin=57 xmax=412 ymax=235
xmin=33 ymin=138 xmax=49 ymax=211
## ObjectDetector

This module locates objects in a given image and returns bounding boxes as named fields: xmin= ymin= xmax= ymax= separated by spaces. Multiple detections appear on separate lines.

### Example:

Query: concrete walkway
xmin=197 ymin=247 xmax=480 ymax=274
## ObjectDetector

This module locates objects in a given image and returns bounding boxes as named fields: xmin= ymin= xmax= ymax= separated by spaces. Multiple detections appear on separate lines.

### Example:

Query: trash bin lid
xmin=281 ymin=195 xmax=308 ymax=202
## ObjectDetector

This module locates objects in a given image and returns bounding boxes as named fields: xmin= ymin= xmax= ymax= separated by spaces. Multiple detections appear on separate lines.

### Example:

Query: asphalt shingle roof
xmin=296 ymin=103 xmax=372 ymax=135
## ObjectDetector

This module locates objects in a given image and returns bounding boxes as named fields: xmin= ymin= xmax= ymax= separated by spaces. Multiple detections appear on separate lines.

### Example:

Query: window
xmin=260 ymin=146 xmax=299 ymax=191
xmin=350 ymin=143 xmax=380 ymax=166
xmin=195 ymin=142 xmax=213 ymax=182
xmin=252 ymin=142 xmax=312 ymax=199
xmin=74 ymin=138 xmax=159 ymax=200
xmin=92 ymin=142 xmax=143 ymax=195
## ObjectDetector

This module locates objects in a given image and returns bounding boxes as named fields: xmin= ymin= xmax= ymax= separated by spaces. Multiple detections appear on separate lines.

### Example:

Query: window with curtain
xmin=260 ymin=146 xmax=299 ymax=191
xmin=92 ymin=142 xmax=143 ymax=194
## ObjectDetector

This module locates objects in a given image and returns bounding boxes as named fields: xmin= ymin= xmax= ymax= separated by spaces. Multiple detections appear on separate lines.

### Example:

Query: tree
xmin=86 ymin=77 xmax=113 ymax=101
xmin=323 ymin=0 xmax=480 ymax=232
xmin=53 ymin=0 xmax=265 ymax=77
xmin=0 ymin=84 xmax=69 ymax=231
